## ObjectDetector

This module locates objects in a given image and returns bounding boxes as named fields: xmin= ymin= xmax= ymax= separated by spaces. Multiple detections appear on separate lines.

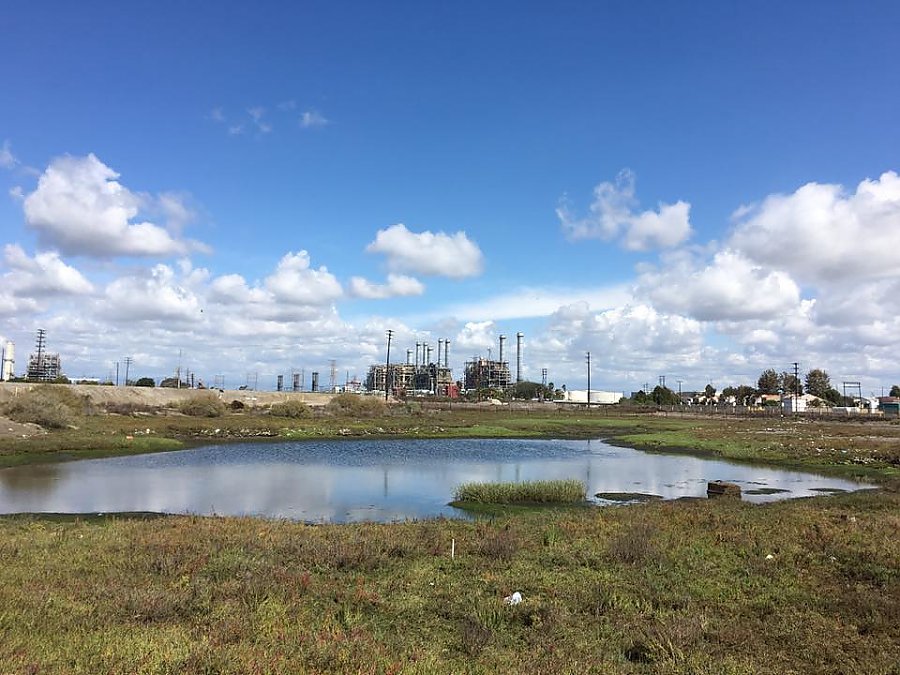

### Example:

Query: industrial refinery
xmin=366 ymin=338 xmax=456 ymax=396
xmin=365 ymin=332 xmax=526 ymax=397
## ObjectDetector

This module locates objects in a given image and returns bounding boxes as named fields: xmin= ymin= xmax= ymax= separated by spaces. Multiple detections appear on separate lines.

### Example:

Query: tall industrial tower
xmin=1 ymin=340 xmax=14 ymax=381
xmin=516 ymin=332 xmax=524 ymax=383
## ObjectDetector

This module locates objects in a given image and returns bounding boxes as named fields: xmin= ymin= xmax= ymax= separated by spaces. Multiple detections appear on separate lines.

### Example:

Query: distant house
xmin=878 ymin=397 xmax=900 ymax=417
xmin=754 ymin=394 xmax=782 ymax=407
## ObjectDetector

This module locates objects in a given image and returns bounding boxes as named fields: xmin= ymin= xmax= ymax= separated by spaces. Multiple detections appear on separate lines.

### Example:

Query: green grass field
xmin=2 ymin=393 xmax=900 ymax=671
xmin=1 ymin=489 xmax=897 ymax=673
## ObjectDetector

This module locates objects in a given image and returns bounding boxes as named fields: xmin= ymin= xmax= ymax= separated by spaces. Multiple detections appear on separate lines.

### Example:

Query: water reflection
xmin=0 ymin=438 xmax=870 ymax=523
xmin=0 ymin=462 xmax=61 ymax=494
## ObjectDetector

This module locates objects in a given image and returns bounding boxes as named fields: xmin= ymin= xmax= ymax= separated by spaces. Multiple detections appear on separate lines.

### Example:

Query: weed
xmin=607 ymin=521 xmax=660 ymax=565
xmin=476 ymin=526 xmax=519 ymax=560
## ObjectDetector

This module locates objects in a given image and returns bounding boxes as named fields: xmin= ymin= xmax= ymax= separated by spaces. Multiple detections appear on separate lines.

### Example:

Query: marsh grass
xmin=454 ymin=479 xmax=586 ymax=504
xmin=0 ymin=489 xmax=897 ymax=673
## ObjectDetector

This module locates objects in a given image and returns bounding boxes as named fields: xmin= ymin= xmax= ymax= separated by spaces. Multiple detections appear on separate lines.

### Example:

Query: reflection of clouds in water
xmin=0 ymin=439 xmax=871 ymax=521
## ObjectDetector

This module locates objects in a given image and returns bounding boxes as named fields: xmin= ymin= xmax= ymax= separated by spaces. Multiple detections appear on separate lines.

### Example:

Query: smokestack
xmin=516 ymin=332 xmax=524 ymax=383
xmin=406 ymin=349 xmax=412 ymax=365
xmin=415 ymin=342 xmax=420 ymax=367
xmin=438 ymin=339 xmax=444 ymax=368
xmin=444 ymin=339 xmax=450 ymax=368
xmin=499 ymin=335 xmax=506 ymax=364
xmin=426 ymin=343 xmax=432 ymax=365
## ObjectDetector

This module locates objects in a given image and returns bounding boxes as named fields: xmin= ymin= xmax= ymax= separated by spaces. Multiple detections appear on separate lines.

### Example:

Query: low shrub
xmin=326 ymin=393 xmax=385 ymax=418
xmin=454 ymin=479 xmax=586 ymax=504
xmin=178 ymin=393 xmax=226 ymax=417
xmin=269 ymin=399 xmax=311 ymax=418
xmin=607 ymin=521 xmax=660 ymax=565
xmin=1 ymin=385 xmax=93 ymax=429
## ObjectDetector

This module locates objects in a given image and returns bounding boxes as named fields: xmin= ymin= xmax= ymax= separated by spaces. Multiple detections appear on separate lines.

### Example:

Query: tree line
xmin=628 ymin=368 xmax=897 ymax=407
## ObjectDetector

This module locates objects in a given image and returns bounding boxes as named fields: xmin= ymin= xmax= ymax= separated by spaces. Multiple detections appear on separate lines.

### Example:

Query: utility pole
xmin=586 ymin=351 xmax=591 ymax=407
xmin=123 ymin=356 xmax=133 ymax=387
xmin=115 ymin=361 xmax=120 ymax=387
xmin=385 ymin=329 xmax=393 ymax=401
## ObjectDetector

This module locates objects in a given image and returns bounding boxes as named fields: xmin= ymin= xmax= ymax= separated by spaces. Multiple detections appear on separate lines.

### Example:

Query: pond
xmin=0 ymin=438 xmax=870 ymax=522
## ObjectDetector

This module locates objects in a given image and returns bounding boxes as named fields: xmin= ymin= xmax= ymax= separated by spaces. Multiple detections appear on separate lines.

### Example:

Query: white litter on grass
xmin=504 ymin=591 xmax=523 ymax=605
xmin=765 ymin=554 xmax=774 ymax=560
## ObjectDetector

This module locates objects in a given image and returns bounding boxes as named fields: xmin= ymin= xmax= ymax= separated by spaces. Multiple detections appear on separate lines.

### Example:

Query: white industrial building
xmin=1 ymin=340 xmax=14 ymax=381
xmin=562 ymin=389 xmax=624 ymax=405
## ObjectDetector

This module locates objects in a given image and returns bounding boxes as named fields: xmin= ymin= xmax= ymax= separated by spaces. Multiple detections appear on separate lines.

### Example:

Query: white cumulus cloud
xmin=348 ymin=274 xmax=425 ymax=299
xmin=639 ymin=249 xmax=802 ymax=321
xmin=366 ymin=223 xmax=484 ymax=279
xmin=104 ymin=264 xmax=203 ymax=323
xmin=728 ymin=171 xmax=900 ymax=283
xmin=557 ymin=169 xmax=692 ymax=251
xmin=3 ymin=244 xmax=94 ymax=297
xmin=22 ymin=154 xmax=208 ymax=258
xmin=264 ymin=251 xmax=343 ymax=305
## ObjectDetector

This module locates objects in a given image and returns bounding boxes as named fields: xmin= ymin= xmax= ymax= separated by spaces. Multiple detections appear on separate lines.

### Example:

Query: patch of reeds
xmin=454 ymin=479 xmax=586 ymax=504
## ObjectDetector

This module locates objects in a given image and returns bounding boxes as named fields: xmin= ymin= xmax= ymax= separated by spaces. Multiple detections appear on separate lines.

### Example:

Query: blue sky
xmin=2 ymin=1 xmax=900 ymax=393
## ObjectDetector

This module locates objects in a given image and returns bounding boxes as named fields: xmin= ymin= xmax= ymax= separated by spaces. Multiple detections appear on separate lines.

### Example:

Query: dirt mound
xmin=0 ymin=415 xmax=46 ymax=438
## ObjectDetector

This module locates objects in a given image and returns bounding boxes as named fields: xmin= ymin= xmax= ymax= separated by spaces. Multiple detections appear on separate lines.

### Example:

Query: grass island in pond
xmin=453 ymin=479 xmax=587 ymax=505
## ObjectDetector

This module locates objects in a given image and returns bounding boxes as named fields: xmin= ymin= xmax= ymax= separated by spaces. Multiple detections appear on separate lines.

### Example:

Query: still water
xmin=0 ymin=438 xmax=869 ymax=522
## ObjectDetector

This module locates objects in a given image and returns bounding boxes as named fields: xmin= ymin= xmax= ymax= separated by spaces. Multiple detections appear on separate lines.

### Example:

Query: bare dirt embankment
xmin=0 ymin=416 xmax=45 ymax=439
xmin=0 ymin=382 xmax=336 ymax=410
